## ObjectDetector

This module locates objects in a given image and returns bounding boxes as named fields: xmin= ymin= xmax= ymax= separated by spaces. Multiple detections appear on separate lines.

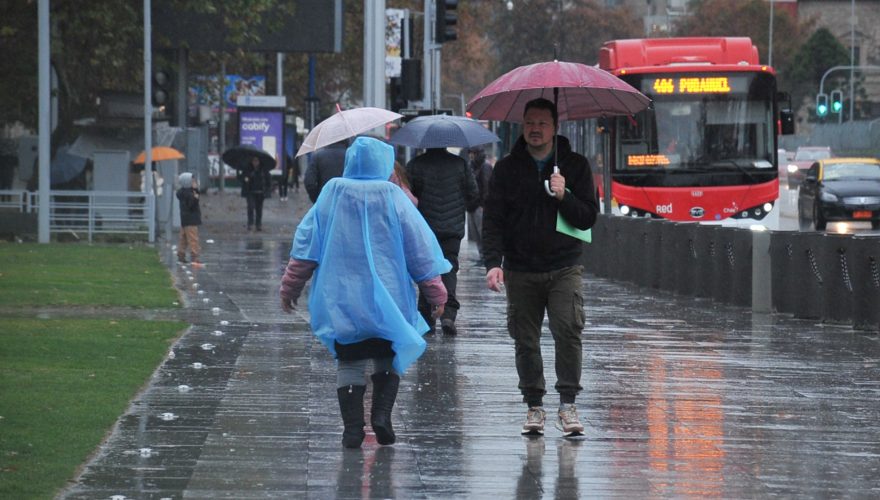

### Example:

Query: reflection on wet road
xmin=61 ymin=190 xmax=880 ymax=498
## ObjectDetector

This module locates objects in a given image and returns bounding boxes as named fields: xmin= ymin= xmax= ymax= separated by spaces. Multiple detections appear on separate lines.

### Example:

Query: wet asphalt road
xmin=60 ymin=187 xmax=880 ymax=499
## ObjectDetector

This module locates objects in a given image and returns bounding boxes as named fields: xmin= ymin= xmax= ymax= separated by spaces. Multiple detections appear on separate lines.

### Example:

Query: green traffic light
xmin=817 ymin=103 xmax=828 ymax=116
xmin=831 ymin=101 xmax=842 ymax=113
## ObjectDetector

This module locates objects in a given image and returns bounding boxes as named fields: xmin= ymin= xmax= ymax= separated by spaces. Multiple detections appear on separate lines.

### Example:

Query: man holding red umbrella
xmin=482 ymin=97 xmax=599 ymax=437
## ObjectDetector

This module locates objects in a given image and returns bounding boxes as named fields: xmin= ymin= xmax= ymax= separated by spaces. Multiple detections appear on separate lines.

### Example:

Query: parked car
xmin=798 ymin=157 xmax=880 ymax=231
xmin=787 ymin=146 xmax=832 ymax=189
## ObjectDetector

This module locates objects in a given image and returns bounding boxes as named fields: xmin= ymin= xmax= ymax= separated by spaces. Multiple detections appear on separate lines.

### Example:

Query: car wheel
xmin=813 ymin=204 xmax=826 ymax=231
xmin=798 ymin=208 xmax=810 ymax=231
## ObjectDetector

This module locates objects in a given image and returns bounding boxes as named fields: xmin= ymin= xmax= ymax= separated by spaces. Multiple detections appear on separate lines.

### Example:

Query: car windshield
xmin=795 ymin=149 xmax=831 ymax=161
xmin=823 ymin=162 xmax=880 ymax=181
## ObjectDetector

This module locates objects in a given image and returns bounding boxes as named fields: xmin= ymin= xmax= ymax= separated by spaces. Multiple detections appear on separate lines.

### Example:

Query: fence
xmin=0 ymin=189 xmax=153 ymax=242
xmin=582 ymin=215 xmax=880 ymax=332
xmin=779 ymin=119 xmax=880 ymax=156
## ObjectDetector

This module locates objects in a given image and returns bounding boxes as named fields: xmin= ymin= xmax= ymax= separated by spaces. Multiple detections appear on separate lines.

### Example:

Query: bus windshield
xmin=616 ymin=72 xmax=776 ymax=175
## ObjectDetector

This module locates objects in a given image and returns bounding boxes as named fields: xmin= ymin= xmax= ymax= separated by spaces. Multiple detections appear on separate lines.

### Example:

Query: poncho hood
xmin=343 ymin=136 xmax=394 ymax=180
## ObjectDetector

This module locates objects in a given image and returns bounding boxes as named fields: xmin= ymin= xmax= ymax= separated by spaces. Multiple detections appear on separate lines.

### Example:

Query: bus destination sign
xmin=643 ymin=76 xmax=748 ymax=96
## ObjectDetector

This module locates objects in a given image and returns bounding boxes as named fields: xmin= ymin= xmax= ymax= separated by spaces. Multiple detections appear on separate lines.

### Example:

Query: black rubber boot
xmin=370 ymin=371 xmax=400 ymax=445
xmin=337 ymin=385 xmax=366 ymax=448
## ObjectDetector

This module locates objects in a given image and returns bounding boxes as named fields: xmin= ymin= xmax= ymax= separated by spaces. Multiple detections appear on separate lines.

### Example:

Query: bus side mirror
xmin=779 ymin=109 xmax=795 ymax=135
xmin=777 ymin=91 xmax=795 ymax=135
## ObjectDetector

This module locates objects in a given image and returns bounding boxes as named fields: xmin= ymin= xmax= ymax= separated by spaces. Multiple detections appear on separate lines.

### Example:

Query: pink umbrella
xmin=466 ymin=60 xmax=650 ymax=123
xmin=468 ymin=60 xmax=650 ymax=199
xmin=296 ymin=106 xmax=402 ymax=158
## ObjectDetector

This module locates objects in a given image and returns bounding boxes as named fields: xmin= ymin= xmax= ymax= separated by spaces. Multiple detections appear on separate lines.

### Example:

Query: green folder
xmin=556 ymin=212 xmax=591 ymax=243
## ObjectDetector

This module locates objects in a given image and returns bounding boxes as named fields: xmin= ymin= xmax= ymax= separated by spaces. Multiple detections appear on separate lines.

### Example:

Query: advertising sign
xmin=238 ymin=109 xmax=285 ymax=175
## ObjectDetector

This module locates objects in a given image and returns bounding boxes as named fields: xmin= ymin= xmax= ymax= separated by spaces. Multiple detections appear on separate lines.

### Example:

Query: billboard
xmin=238 ymin=109 xmax=285 ymax=175
xmin=154 ymin=0 xmax=342 ymax=53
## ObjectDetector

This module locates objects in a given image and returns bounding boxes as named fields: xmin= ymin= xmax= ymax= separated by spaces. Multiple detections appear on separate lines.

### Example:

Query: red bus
xmin=594 ymin=37 xmax=793 ymax=225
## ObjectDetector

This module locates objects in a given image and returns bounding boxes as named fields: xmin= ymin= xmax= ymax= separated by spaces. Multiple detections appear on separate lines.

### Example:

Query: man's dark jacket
xmin=304 ymin=141 xmax=347 ymax=202
xmin=482 ymin=135 xmax=598 ymax=273
xmin=176 ymin=187 xmax=202 ymax=227
xmin=238 ymin=166 xmax=272 ymax=198
xmin=406 ymin=148 xmax=480 ymax=241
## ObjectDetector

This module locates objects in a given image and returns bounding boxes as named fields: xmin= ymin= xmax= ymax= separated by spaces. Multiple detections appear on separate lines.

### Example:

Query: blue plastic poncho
xmin=291 ymin=137 xmax=451 ymax=373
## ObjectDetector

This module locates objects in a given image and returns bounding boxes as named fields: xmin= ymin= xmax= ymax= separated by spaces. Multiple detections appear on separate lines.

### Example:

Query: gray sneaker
xmin=556 ymin=404 xmax=584 ymax=436
xmin=521 ymin=406 xmax=546 ymax=435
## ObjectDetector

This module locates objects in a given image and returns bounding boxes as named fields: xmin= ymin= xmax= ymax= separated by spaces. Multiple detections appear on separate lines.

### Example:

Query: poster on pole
xmin=385 ymin=8 xmax=404 ymax=80
xmin=238 ymin=109 xmax=285 ymax=176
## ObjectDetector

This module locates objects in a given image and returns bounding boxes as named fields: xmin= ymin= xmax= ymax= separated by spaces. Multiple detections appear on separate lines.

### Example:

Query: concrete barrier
xmin=851 ymin=236 xmax=880 ymax=332
xmin=820 ymin=235 xmax=854 ymax=324
xmin=579 ymin=215 xmax=878 ymax=330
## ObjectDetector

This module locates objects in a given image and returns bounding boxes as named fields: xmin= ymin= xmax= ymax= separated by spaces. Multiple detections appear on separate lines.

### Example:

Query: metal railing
xmin=0 ymin=189 xmax=153 ymax=242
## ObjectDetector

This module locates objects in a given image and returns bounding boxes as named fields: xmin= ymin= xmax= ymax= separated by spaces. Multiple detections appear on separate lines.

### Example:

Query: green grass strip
xmin=0 ymin=243 xmax=179 ymax=308
xmin=0 ymin=318 xmax=186 ymax=499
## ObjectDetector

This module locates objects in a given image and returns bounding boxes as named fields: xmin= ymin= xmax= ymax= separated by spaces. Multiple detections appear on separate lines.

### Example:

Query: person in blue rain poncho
xmin=280 ymin=136 xmax=450 ymax=448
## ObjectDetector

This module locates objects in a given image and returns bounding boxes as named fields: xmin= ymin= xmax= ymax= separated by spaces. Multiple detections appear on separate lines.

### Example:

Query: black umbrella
xmin=222 ymin=144 xmax=276 ymax=170
xmin=389 ymin=115 xmax=500 ymax=149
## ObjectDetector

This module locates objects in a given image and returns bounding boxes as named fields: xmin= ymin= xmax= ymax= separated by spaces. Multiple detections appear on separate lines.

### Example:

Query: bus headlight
xmin=620 ymin=205 xmax=630 ymax=215
xmin=763 ymin=202 xmax=773 ymax=213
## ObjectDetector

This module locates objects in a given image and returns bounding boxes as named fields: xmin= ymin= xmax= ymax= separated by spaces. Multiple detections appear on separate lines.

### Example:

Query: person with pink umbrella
xmin=482 ymin=97 xmax=599 ymax=437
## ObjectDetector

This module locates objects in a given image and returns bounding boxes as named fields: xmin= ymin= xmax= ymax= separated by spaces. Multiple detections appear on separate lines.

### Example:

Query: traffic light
xmin=434 ymin=0 xmax=458 ymax=43
xmin=152 ymin=69 xmax=174 ymax=120
xmin=830 ymin=90 xmax=843 ymax=114
xmin=815 ymin=93 xmax=828 ymax=117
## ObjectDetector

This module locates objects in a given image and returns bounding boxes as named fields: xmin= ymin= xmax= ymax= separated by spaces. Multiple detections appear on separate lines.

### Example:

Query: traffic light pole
xmin=422 ymin=0 xmax=435 ymax=111
xmin=818 ymin=65 xmax=880 ymax=122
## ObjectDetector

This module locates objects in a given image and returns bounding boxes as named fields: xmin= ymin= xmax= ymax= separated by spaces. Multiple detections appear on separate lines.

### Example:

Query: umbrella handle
xmin=544 ymin=166 xmax=559 ymax=197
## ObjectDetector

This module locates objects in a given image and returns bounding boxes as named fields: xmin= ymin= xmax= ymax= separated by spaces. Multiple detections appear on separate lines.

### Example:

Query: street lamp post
xmin=768 ymin=0 xmax=774 ymax=67
xmin=849 ymin=0 xmax=855 ymax=122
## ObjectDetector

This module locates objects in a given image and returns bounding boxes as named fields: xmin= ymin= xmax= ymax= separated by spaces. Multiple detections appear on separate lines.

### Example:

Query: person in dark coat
xmin=406 ymin=147 xmax=480 ymax=336
xmin=482 ymin=97 xmax=598 ymax=437
xmin=238 ymin=156 xmax=272 ymax=231
xmin=304 ymin=139 xmax=347 ymax=203
xmin=466 ymin=146 xmax=493 ymax=264
xmin=175 ymin=172 xmax=202 ymax=264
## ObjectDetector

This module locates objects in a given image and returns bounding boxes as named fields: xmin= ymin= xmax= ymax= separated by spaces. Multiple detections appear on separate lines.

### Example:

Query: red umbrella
xmin=466 ymin=60 xmax=650 ymax=123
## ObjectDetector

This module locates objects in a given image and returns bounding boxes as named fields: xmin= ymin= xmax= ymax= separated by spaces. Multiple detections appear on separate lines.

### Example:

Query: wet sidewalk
xmin=61 ymin=187 xmax=880 ymax=499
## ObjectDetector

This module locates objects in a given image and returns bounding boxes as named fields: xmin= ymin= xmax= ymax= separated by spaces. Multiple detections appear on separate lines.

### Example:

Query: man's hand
xmin=281 ymin=296 xmax=296 ymax=313
xmin=431 ymin=303 xmax=445 ymax=319
xmin=549 ymin=170 xmax=566 ymax=200
xmin=486 ymin=267 xmax=504 ymax=292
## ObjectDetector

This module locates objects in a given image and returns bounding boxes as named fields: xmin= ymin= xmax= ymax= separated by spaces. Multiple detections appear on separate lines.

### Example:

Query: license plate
xmin=853 ymin=210 xmax=872 ymax=219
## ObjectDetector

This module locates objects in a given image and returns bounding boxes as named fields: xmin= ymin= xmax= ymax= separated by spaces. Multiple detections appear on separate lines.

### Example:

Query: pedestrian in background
xmin=390 ymin=159 xmax=417 ymax=206
xmin=482 ymin=97 xmax=598 ymax=437
xmin=304 ymin=139 xmax=347 ymax=203
xmin=280 ymin=137 xmax=450 ymax=449
xmin=467 ymin=146 xmax=493 ymax=265
xmin=175 ymin=172 xmax=202 ymax=264
xmin=238 ymin=155 xmax=272 ymax=231
xmin=406 ymin=147 xmax=480 ymax=336
xmin=278 ymin=159 xmax=291 ymax=201
xmin=289 ymin=155 xmax=301 ymax=192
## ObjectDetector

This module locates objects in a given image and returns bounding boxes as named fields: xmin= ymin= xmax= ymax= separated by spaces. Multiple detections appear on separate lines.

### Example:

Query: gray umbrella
xmin=389 ymin=115 xmax=500 ymax=149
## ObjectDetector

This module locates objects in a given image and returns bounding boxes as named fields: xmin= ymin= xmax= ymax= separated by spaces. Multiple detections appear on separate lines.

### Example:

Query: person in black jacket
xmin=304 ymin=140 xmax=347 ymax=203
xmin=466 ymin=146 xmax=493 ymax=265
xmin=407 ymin=147 xmax=480 ymax=336
xmin=482 ymin=98 xmax=599 ymax=437
xmin=175 ymin=172 xmax=202 ymax=264
xmin=238 ymin=156 xmax=272 ymax=231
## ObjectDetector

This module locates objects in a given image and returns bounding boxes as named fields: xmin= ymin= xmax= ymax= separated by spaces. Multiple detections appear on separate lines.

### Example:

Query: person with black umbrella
xmin=406 ymin=147 xmax=480 ymax=336
xmin=238 ymin=155 xmax=272 ymax=231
